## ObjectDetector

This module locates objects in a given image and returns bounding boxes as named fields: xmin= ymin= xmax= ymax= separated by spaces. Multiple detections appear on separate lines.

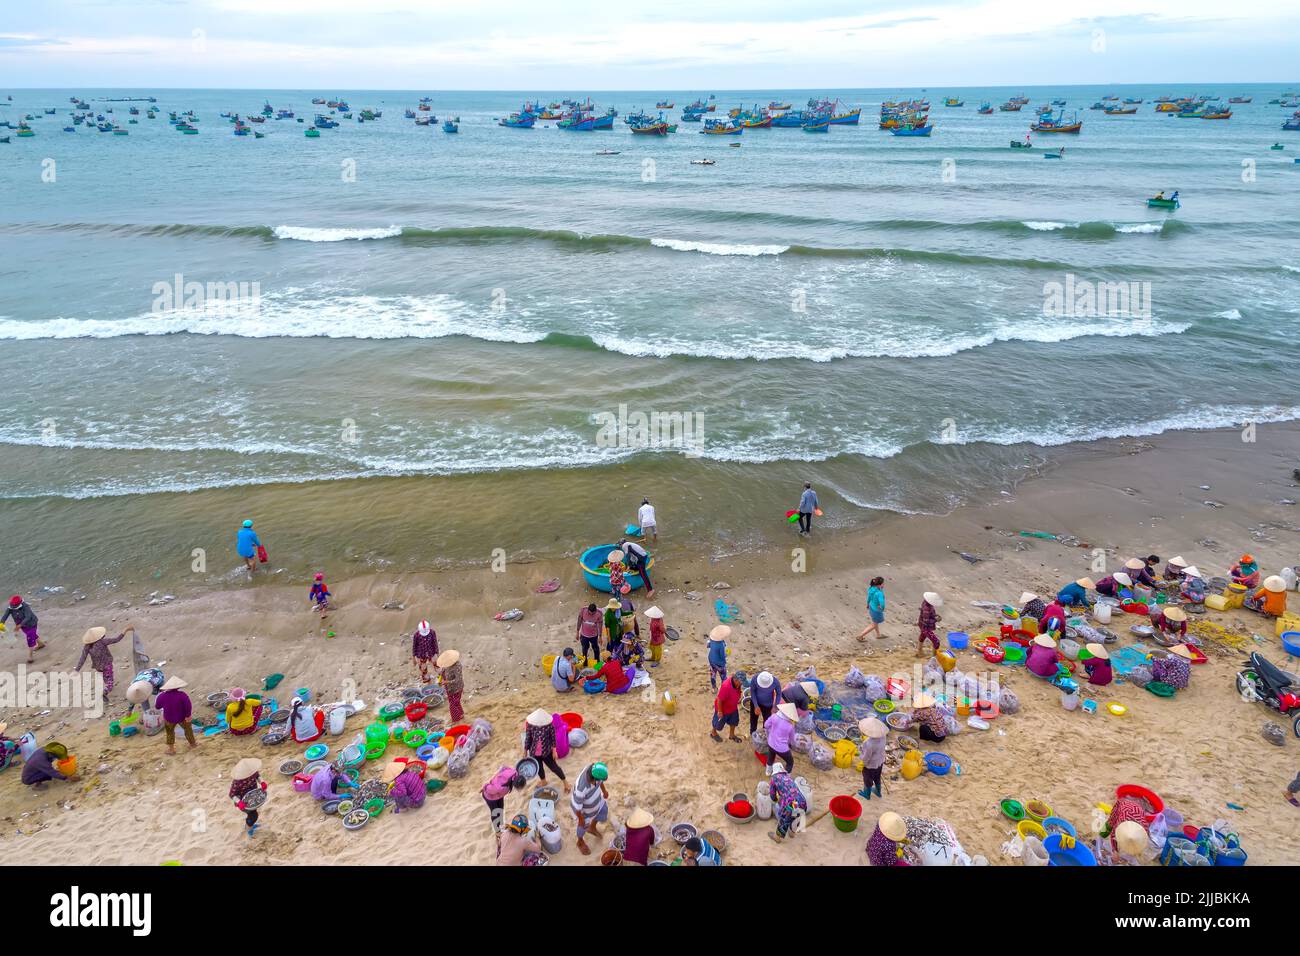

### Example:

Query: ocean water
xmin=1 ymin=85 xmax=1298 ymax=592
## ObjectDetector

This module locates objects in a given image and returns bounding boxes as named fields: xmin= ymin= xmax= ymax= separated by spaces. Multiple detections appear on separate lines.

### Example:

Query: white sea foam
xmin=1022 ymin=221 xmax=1076 ymax=231
xmin=1214 ymin=309 xmax=1242 ymax=319
xmin=272 ymin=225 xmax=403 ymax=242
xmin=1114 ymin=222 xmax=1164 ymax=234
xmin=649 ymin=237 xmax=789 ymax=256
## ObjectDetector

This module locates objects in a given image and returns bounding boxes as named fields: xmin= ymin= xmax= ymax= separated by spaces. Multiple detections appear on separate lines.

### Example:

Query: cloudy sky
xmin=2 ymin=0 xmax=1295 ymax=89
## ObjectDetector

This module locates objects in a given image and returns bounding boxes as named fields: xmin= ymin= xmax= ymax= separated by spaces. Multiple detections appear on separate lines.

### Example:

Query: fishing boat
xmin=442 ymin=120 xmax=458 ymax=133
xmin=943 ymin=97 xmax=964 ymax=107
xmin=1103 ymin=106 xmax=1137 ymax=115
xmin=1270 ymin=143 xmax=1285 ymax=150
xmin=405 ymin=109 xmax=417 ymax=119
xmin=768 ymin=101 xmax=791 ymax=111
xmin=595 ymin=149 xmax=619 ymax=155
xmin=538 ymin=109 xmax=563 ymax=120
xmin=1228 ymin=96 xmax=1252 ymax=104
xmin=655 ymin=100 xmax=674 ymax=109
xmin=305 ymin=127 xmax=320 ymax=137
xmin=112 ymin=126 xmax=128 ymax=135
xmin=1283 ymin=114 xmax=1300 ymax=131
xmin=690 ymin=158 xmax=715 ymax=165
xmin=1031 ymin=111 xmax=1082 ymax=133
xmin=1052 ymin=99 xmax=1067 ymax=106
xmin=977 ymin=102 xmax=993 ymax=114
xmin=827 ymin=107 xmax=861 ymax=125
xmin=63 ymin=126 xmax=75 ymax=132
xmin=1123 ymin=97 xmax=1143 ymax=105
xmin=999 ymin=101 xmax=1023 ymax=111
xmin=0 ymin=136 xmax=8 ymax=144
xmin=891 ymin=122 xmax=933 ymax=136
xmin=739 ymin=114 xmax=772 ymax=128
xmin=499 ymin=114 xmax=535 ymax=128
xmin=16 ymin=124 xmax=34 ymax=137
xmin=802 ymin=117 xmax=831 ymax=132
xmin=631 ymin=120 xmax=670 ymax=135
xmin=681 ymin=110 xmax=704 ymax=123
xmin=771 ymin=111 xmax=808 ymax=127
xmin=701 ymin=119 xmax=742 ymax=134
xmin=1146 ymin=194 xmax=1180 ymax=209
xmin=1200 ymin=110 xmax=1232 ymax=119
xmin=1009 ymin=139 xmax=1033 ymax=148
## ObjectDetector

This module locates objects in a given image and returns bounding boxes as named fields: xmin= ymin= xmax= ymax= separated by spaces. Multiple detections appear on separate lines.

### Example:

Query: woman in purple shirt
xmin=154 ymin=675 xmax=195 ymax=755
xmin=1025 ymin=634 xmax=1060 ymax=678
xmin=384 ymin=761 xmax=425 ymax=812
xmin=866 ymin=811 xmax=910 ymax=866
xmin=764 ymin=702 xmax=798 ymax=773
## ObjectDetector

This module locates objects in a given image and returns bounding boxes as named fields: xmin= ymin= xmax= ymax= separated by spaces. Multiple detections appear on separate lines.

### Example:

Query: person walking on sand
xmin=710 ymin=674 xmax=744 ymax=743
xmin=236 ymin=519 xmax=262 ymax=575
xmin=74 ymin=626 xmax=126 ymax=701
xmin=2 ymin=595 xmax=45 ymax=662
xmin=767 ymin=762 xmax=807 ymax=844
xmin=229 ymin=757 xmax=267 ymax=837
xmin=858 ymin=576 xmax=886 ymax=641
xmin=637 ymin=498 xmax=657 ymax=543
xmin=155 ymin=675 xmax=196 ymax=755
xmin=412 ymin=620 xmax=439 ymax=682
xmin=438 ymin=649 xmax=465 ymax=722
xmin=308 ymin=573 xmax=331 ymax=616
xmin=916 ymin=591 xmax=942 ymax=658
xmin=571 ymin=761 xmax=610 ymax=857
xmin=523 ymin=708 xmax=568 ymax=791
xmin=576 ymin=602 xmax=603 ymax=667
xmin=796 ymin=482 xmax=818 ymax=535
xmin=706 ymin=625 xmax=730 ymax=689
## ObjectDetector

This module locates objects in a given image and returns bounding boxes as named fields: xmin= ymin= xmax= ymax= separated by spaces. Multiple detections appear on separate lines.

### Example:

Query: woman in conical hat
xmin=229 ymin=757 xmax=266 ymax=837
xmin=75 ymin=626 xmax=125 ymax=700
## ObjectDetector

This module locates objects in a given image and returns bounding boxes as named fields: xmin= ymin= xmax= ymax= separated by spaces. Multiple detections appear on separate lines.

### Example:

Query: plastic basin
xmin=1017 ymin=819 xmax=1047 ymax=841
xmin=946 ymin=631 xmax=969 ymax=650
xmin=405 ymin=701 xmax=428 ymax=723
xmin=579 ymin=543 xmax=653 ymax=593
xmin=1042 ymin=816 xmax=1077 ymax=838
xmin=924 ymin=752 xmax=952 ymax=776
xmin=1116 ymin=784 xmax=1164 ymax=823
xmin=1044 ymin=833 xmax=1096 ymax=866
xmin=559 ymin=712 xmax=584 ymax=729
xmin=1001 ymin=798 xmax=1025 ymax=821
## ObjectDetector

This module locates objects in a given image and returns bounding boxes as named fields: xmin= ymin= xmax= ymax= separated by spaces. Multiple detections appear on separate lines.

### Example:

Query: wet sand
xmin=2 ymin=423 xmax=1298 ymax=865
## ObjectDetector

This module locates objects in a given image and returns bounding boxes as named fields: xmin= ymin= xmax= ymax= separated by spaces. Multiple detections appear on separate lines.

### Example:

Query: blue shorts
xmin=869 ymin=608 xmax=885 ymax=624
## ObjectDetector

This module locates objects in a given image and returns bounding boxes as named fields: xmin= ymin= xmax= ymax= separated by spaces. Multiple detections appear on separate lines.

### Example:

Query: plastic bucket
xmin=1061 ymin=691 xmax=1080 ymax=711
xmin=1092 ymin=604 xmax=1112 ymax=624
xmin=947 ymin=631 xmax=969 ymax=650
xmin=756 ymin=782 xmax=773 ymax=820
xmin=328 ymin=708 xmax=347 ymax=736
xmin=829 ymin=795 xmax=862 ymax=833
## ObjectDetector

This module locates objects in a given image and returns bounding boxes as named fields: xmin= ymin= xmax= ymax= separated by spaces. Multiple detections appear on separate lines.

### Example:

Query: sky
xmin=0 ymin=0 xmax=1296 ymax=89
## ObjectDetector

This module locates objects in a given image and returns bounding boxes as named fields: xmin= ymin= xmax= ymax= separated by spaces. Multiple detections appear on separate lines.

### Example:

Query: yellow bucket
xmin=1021 ymin=617 xmax=1039 ymax=635
xmin=956 ymin=697 xmax=973 ymax=717
xmin=541 ymin=654 xmax=557 ymax=674
xmin=1223 ymin=584 xmax=1247 ymax=609
xmin=661 ymin=691 xmax=675 ymax=716
xmin=1204 ymin=594 xmax=1228 ymax=611
xmin=1276 ymin=613 xmax=1300 ymax=637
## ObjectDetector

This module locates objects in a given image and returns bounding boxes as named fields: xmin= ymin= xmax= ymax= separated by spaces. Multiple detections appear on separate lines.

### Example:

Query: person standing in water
xmin=797 ymin=482 xmax=818 ymax=535
xmin=236 ymin=519 xmax=261 ymax=575
xmin=637 ymin=498 xmax=657 ymax=543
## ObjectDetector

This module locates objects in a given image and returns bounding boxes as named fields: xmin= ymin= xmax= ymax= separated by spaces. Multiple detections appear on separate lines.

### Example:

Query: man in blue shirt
xmin=236 ymin=519 xmax=262 ymax=575
xmin=797 ymin=483 xmax=818 ymax=535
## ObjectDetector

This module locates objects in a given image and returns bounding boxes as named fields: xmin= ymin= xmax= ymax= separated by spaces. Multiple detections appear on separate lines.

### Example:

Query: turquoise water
xmin=1 ymin=85 xmax=1298 ymax=588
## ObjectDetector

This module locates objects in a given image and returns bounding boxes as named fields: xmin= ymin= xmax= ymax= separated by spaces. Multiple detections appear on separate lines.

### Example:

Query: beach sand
xmin=2 ymin=424 xmax=1298 ymax=865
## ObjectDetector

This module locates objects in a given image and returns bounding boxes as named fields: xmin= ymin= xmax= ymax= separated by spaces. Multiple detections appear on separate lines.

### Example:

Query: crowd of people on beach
xmin=2 ymin=484 xmax=1297 ymax=864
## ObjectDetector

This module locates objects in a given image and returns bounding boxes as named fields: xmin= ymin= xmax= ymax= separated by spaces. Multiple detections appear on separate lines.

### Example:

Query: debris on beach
xmin=534 ymin=579 xmax=560 ymax=593
xmin=381 ymin=601 xmax=405 ymax=610
xmin=495 ymin=608 xmax=525 ymax=622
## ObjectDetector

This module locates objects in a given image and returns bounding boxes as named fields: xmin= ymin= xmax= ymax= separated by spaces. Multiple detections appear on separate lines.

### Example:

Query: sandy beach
xmin=3 ymin=423 xmax=1298 ymax=866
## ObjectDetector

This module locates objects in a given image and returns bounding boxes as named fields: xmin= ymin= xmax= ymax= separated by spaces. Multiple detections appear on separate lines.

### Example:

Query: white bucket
xmin=1022 ymin=836 xmax=1049 ymax=866
xmin=794 ymin=776 xmax=813 ymax=803
xmin=540 ymin=821 xmax=563 ymax=854
xmin=1061 ymin=691 xmax=1080 ymax=711
xmin=328 ymin=707 xmax=347 ymax=736
xmin=1092 ymin=604 xmax=1112 ymax=624
xmin=756 ymin=781 xmax=773 ymax=820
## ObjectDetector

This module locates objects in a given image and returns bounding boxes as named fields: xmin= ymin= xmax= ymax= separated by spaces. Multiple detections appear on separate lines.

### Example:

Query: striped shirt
xmin=570 ymin=765 xmax=606 ymax=817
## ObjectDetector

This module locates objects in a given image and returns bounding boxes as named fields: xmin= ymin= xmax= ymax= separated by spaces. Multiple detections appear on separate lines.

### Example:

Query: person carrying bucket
xmin=236 ymin=519 xmax=262 ymax=575
xmin=858 ymin=717 xmax=887 ymax=800
xmin=2 ymin=595 xmax=45 ymax=663
xmin=438 ymin=649 xmax=465 ymax=722
xmin=796 ymin=482 xmax=818 ymax=535
xmin=412 ymin=620 xmax=439 ymax=682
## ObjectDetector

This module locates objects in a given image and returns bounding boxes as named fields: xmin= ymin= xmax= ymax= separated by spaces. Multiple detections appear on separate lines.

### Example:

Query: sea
xmin=1 ymin=84 xmax=1297 ymax=594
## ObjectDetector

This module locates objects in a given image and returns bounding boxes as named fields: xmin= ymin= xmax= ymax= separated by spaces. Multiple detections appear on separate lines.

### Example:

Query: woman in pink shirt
xmin=384 ymin=761 xmax=425 ymax=813
xmin=1025 ymin=634 xmax=1060 ymax=678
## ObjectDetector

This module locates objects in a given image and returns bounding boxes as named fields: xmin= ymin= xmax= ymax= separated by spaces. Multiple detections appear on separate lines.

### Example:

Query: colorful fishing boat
xmin=1009 ymin=139 xmax=1032 ymax=148
xmin=701 ymin=119 xmax=742 ymax=134
xmin=1146 ymin=194 xmax=1180 ymax=209
xmin=1103 ymin=106 xmax=1137 ymax=115
xmin=739 ymin=114 xmax=772 ymax=128
xmin=655 ymin=100 xmax=674 ymax=109
xmin=1228 ymin=96 xmax=1252 ymax=104
xmin=1031 ymin=111 xmax=1082 ymax=133
xmin=977 ymin=102 xmax=993 ymax=114
xmin=443 ymin=120 xmax=458 ymax=133
xmin=499 ymin=114 xmax=535 ymax=128
xmin=999 ymin=101 xmax=1023 ymax=111
xmin=827 ymin=107 xmax=861 ymax=125
xmin=304 ymin=127 xmax=320 ymax=137
xmin=1200 ymin=110 xmax=1232 ymax=119
xmin=943 ymin=97 xmax=964 ymax=107
xmin=801 ymin=117 xmax=831 ymax=132
xmin=891 ymin=122 xmax=933 ymax=136
xmin=630 ymin=121 xmax=670 ymax=135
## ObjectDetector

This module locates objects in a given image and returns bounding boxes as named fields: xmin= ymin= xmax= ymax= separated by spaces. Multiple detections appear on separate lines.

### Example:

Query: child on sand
xmin=858 ymin=576 xmax=886 ymax=641
xmin=412 ymin=620 xmax=439 ymax=682
xmin=229 ymin=757 xmax=266 ymax=837
xmin=916 ymin=592 xmax=942 ymax=657
xmin=706 ymin=625 xmax=730 ymax=689
xmin=308 ymin=573 xmax=331 ymax=615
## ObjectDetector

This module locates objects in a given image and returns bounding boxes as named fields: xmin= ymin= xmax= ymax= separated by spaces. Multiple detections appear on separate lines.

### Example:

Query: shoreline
xmin=2 ymin=421 xmax=1298 ymax=864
